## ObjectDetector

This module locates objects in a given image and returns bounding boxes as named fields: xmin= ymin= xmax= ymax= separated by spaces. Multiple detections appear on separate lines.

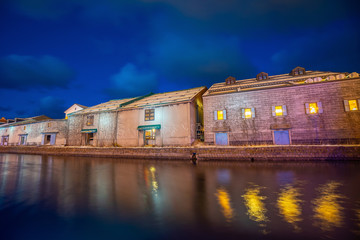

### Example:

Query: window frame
xmin=241 ymin=108 xmax=255 ymax=119
xmin=344 ymin=99 xmax=360 ymax=112
xmin=305 ymin=102 xmax=323 ymax=115
xmin=86 ymin=115 xmax=94 ymax=126
xmin=145 ymin=109 xmax=155 ymax=121
xmin=272 ymin=105 xmax=287 ymax=117
xmin=145 ymin=129 xmax=156 ymax=140
xmin=214 ymin=110 xmax=227 ymax=120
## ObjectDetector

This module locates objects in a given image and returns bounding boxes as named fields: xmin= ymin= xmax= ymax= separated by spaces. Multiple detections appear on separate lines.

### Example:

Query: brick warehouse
xmin=203 ymin=67 xmax=360 ymax=145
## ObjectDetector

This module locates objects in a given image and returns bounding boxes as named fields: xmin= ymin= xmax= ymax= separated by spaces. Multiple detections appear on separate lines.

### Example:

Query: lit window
xmin=218 ymin=111 xmax=223 ymax=120
xmin=24 ymin=126 xmax=26 ymax=130
xmin=305 ymin=102 xmax=323 ymax=114
xmin=145 ymin=109 xmax=155 ymax=121
xmin=244 ymin=108 xmax=252 ymax=118
xmin=145 ymin=129 xmax=156 ymax=140
xmin=275 ymin=106 xmax=283 ymax=116
xmin=86 ymin=115 xmax=94 ymax=126
xmin=214 ymin=110 xmax=226 ymax=120
xmin=348 ymin=100 xmax=358 ymax=111
xmin=309 ymin=103 xmax=318 ymax=114
xmin=272 ymin=105 xmax=287 ymax=117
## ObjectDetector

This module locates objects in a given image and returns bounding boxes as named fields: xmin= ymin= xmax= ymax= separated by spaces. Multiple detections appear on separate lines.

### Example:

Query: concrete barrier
xmin=0 ymin=145 xmax=359 ymax=161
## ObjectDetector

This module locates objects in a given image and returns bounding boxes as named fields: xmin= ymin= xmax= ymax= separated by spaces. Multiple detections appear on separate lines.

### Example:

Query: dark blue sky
xmin=1 ymin=0 xmax=359 ymax=119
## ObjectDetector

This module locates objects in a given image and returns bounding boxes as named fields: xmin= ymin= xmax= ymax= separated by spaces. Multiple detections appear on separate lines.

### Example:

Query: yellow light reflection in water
xmin=149 ymin=166 xmax=158 ymax=193
xmin=277 ymin=185 xmax=302 ymax=231
xmin=242 ymin=186 xmax=268 ymax=224
xmin=313 ymin=181 xmax=344 ymax=231
xmin=215 ymin=187 xmax=235 ymax=222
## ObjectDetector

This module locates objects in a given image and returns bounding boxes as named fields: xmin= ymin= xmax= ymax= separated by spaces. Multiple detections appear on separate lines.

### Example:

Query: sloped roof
xmin=120 ymin=86 xmax=207 ymax=109
xmin=64 ymin=103 xmax=88 ymax=113
xmin=0 ymin=115 xmax=52 ymax=127
xmin=204 ymin=70 xmax=359 ymax=96
xmin=72 ymin=98 xmax=135 ymax=114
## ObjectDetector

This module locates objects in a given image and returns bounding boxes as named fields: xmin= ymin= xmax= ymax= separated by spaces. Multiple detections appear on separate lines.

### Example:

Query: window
xmin=86 ymin=115 xmax=94 ymax=126
xmin=242 ymin=108 xmax=255 ymax=118
xmin=23 ymin=126 xmax=26 ymax=130
xmin=344 ymin=99 xmax=359 ymax=111
xmin=290 ymin=67 xmax=306 ymax=76
xmin=305 ymin=102 xmax=323 ymax=114
xmin=225 ymin=76 xmax=236 ymax=85
xmin=272 ymin=105 xmax=287 ymax=116
xmin=145 ymin=109 xmax=155 ymax=121
xmin=214 ymin=110 xmax=226 ymax=120
xmin=145 ymin=129 xmax=156 ymax=140
xmin=256 ymin=72 xmax=268 ymax=81
xmin=48 ymin=122 xmax=51 ymax=127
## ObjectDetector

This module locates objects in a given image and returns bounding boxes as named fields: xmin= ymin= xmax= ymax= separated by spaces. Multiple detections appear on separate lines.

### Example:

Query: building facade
xmin=203 ymin=67 xmax=360 ymax=145
xmin=0 ymin=116 xmax=67 ymax=146
xmin=67 ymin=87 xmax=207 ymax=147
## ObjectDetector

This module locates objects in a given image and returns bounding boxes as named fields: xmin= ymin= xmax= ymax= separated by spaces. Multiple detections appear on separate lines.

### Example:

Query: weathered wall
xmin=0 ymin=120 xmax=67 ymax=146
xmin=204 ymin=78 xmax=360 ymax=145
xmin=67 ymin=111 xmax=117 ymax=147
xmin=117 ymin=103 xmax=193 ymax=147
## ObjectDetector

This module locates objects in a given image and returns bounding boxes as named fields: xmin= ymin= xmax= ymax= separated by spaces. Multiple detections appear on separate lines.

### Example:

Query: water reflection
xmin=242 ymin=185 xmax=268 ymax=228
xmin=277 ymin=185 xmax=302 ymax=231
xmin=215 ymin=187 xmax=234 ymax=222
xmin=0 ymin=154 xmax=359 ymax=240
xmin=312 ymin=181 xmax=344 ymax=231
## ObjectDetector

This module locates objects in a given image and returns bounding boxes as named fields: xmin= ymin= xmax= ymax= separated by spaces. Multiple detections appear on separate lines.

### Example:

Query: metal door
xmin=215 ymin=132 xmax=228 ymax=145
xmin=274 ymin=130 xmax=290 ymax=145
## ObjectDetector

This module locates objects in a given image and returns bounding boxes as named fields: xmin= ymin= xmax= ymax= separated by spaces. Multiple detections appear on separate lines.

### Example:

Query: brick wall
xmin=203 ymin=78 xmax=360 ymax=145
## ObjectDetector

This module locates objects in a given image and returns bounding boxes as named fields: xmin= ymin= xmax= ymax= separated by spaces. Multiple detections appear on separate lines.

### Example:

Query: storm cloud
xmin=0 ymin=55 xmax=75 ymax=90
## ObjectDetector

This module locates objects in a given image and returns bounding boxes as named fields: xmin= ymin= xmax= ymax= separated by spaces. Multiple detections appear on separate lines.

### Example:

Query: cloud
xmin=0 ymin=55 xmax=75 ymax=90
xmin=105 ymin=63 xmax=158 ymax=98
xmin=33 ymin=96 xmax=66 ymax=119
xmin=149 ymin=33 xmax=256 ymax=86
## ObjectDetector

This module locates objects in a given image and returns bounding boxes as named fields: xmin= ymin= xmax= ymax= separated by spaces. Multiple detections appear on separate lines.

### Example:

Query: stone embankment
xmin=0 ymin=145 xmax=359 ymax=161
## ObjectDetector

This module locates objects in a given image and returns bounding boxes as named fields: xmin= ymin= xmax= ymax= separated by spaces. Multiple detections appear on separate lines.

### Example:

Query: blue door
xmin=274 ymin=130 xmax=290 ymax=145
xmin=215 ymin=132 xmax=228 ymax=145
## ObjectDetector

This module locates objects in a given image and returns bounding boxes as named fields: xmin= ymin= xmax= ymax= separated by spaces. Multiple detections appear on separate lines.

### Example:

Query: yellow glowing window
xmin=309 ymin=103 xmax=318 ymax=114
xmin=145 ymin=129 xmax=155 ymax=140
xmin=275 ymin=106 xmax=283 ymax=116
xmin=217 ymin=110 xmax=224 ymax=120
xmin=244 ymin=108 xmax=252 ymax=118
xmin=348 ymin=100 xmax=358 ymax=111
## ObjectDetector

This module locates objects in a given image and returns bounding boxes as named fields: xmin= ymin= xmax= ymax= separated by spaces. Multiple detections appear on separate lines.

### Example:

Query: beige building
xmin=203 ymin=67 xmax=360 ymax=145
xmin=64 ymin=103 xmax=87 ymax=119
xmin=67 ymin=87 xmax=207 ymax=147
xmin=0 ymin=116 xmax=67 ymax=146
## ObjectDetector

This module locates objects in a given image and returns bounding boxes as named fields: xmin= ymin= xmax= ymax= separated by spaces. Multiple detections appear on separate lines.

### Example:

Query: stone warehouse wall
xmin=0 ymin=120 xmax=67 ymax=146
xmin=203 ymin=78 xmax=360 ymax=145
xmin=0 ymin=145 xmax=359 ymax=161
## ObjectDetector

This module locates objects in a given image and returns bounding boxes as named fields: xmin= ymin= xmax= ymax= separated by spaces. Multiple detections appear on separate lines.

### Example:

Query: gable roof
xmin=64 ymin=103 xmax=88 ymax=113
xmin=71 ymin=98 xmax=135 ymax=114
xmin=119 ymin=86 xmax=207 ymax=109
xmin=204 ymin=70 xmax=359 ymax=96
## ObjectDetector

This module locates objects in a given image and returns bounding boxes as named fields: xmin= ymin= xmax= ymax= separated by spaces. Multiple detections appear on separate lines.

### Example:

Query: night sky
xmin=1 ymin=0 xmax=359 ymax=119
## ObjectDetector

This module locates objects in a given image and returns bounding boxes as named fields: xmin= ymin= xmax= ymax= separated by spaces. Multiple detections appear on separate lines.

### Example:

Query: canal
xmin=0 ymin=153 xmax=359 ymax=239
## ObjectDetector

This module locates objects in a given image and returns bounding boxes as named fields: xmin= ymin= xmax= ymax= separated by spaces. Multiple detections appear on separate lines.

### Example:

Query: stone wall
xmin=0 ymin=145 xmax=359 ymax=161
xmin=0 ymin=120 xmax=67 ymax=146
xmin=203 ymin=78 xmax=360 ymax=145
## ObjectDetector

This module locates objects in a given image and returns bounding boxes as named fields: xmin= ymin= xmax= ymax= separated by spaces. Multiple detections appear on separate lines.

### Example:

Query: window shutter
xmin=317 ymin=102 xmax=323 ymax=114
xmin=251 ymin=108 xmax=255 ymax=118
xmin=305 ymin=103 xmax=310 ymax=114
xmin=214 ymin=111 xmax=217 ymax=120
xmin=223 ymin=110 xmax=227 ymax=120
xmin=272 ymin=106 xmax=276 ymax=116
xmin=283 ymin=105 xmax=287 ymax=116
xmin=41 ymin=135 xmax=45 ymax=145
xmin=358 ymin=99 xmax=360 ymax=110
xmin=343 ymin=100 xmax=350 ymax=112
xmin=241 ymin=108 xmax=245 ymax=118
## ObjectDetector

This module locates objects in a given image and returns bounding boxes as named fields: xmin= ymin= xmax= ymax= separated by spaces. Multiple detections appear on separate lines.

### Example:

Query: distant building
xmin=64 ymin=103 xmax=87 ymax=119
xmin=0 ymin=116 xmax=67 ymax=146
xmin=67 ymin=87 xmax=207 ymax=147
xmin=203 ymin=67 xmax=360 ymax=145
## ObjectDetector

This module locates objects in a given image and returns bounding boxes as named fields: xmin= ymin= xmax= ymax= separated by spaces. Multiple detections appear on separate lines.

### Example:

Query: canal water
xmin=0 ymin=154 xmax=359 ymax=240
